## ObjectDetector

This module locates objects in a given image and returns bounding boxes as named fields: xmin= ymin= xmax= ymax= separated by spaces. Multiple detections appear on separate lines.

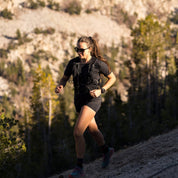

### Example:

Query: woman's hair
xmin=77 ymin=36 xmax=111 ymax=71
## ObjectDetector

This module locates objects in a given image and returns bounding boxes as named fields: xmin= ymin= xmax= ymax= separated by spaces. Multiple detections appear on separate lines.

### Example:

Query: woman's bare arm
xmin=102 ymin=72 xmax=116 ymax=91
xmin=55 ymin=75 xmax=70 ymax=93
xmin=90 ymin=72 xmax=116 ymax=97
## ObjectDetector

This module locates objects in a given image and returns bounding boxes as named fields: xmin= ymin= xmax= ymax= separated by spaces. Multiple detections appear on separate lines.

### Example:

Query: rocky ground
xmin=49 ymin=128 xmax=178 ymax=178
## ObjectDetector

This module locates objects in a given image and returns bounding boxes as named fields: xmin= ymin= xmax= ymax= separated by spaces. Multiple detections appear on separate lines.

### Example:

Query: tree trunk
xmin=48 ymin=94 xmax=52 ymax=134
xmin=25 ymin=111 xmax=31 ymax=163
xmin=146 ymin=52 xmax=151 ymax=115
xmin=155 ymin=52 xmax=159 ymax=117
xmin=48 ymin=94 xmax=53 ymax=175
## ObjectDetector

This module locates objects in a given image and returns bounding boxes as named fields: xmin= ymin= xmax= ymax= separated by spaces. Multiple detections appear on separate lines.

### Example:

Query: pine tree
xmin=27 ymin=65 xmax=59 ymax=177
xmin=128 ymin=14 xmax=174 ymax=138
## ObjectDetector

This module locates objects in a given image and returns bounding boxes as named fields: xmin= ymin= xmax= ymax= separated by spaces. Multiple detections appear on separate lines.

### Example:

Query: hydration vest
xmin=73 ymin=57 xmax=101 ymax=95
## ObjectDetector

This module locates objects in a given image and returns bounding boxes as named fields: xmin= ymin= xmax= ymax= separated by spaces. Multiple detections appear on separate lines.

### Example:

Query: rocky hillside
xmin=0 ymin=0 xmax=177 ymax=55
xmin=0 ymin=0 xmax=177 ymax=18
xmin=49 ymin=128 xmax=178 ymax=178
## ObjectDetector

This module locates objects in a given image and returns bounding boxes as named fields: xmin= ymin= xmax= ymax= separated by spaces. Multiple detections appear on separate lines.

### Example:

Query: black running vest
xmin=73 ymin=57 xmax=101 ymax=96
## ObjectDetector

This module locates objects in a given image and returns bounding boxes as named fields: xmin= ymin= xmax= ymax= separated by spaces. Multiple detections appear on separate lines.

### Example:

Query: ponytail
xmin=90 ymin=36 xmax=111 ymax=72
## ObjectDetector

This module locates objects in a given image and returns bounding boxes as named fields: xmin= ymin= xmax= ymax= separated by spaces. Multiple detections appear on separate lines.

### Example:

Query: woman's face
xmin=76 ymin=42 xmax=91 ymax=60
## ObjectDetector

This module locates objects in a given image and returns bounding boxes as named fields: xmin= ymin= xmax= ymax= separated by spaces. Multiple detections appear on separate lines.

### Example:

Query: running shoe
xmin=69 ymin=166 xmax=84 ymax=178
xmin=102 ymin=147 xmax=114 ymax=168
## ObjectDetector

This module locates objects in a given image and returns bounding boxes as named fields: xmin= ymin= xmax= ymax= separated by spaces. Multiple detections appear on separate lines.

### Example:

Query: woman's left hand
xmin=90 ymin=89 xmax=101 ymax=98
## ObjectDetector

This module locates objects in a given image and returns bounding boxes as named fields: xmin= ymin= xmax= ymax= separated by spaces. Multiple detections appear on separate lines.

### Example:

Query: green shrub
xmin=38 ymin=0 xmax=46 ymax=7
xmin=27 ymin=0 xmax=45 ymax=9
xmin=0 ymin=8 xmax=13 ymax=20
xmin=0 ymin=60 xmax=5 ymax=75
xmin=32 ymin=49 xmax=58 ymax=63
xmin=64 ymin=0 xmax=82 ymax=15
xmin=0 ymin=49 xmax=8 ymax=58
xmin=85 ymin=9 xmax=92 ymax=14
xmin=34 ymin=27 xmax=41 ymax=34
xmin=111 ymin=5 xmax=137 ymax=28
xmin=169 ymin=9 xmax=178 ymax=24
xmin=16 ymin=29 xmax=32 ymax=45
xmin=47 ymin=0 xmax=60 ymax=11
xmin=0 ymin=58 xmax=26 ymax=85
xmin=34 ymin=27 xmax=55 ymax=35
xmin=7 ymin=41 xmax=17 ymax=51
xmin=28 ymin=0 xmax=38 ymax=9
xmin=16 ymin=29 xmax=22 ymax=40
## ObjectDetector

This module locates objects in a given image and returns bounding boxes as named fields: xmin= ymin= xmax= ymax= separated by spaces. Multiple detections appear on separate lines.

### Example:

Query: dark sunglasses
xmin=74 ymin=47 xmax=90 ymax=53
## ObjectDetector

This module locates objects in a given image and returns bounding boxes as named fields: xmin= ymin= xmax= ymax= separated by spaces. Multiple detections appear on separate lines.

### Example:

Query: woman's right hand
xmin=55 ymin=85 xmax=64 ymax=94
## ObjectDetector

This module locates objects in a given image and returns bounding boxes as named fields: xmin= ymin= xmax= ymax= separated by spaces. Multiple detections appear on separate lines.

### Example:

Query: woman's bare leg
xmin=88 ymin=117 xmax=113 ymax=168
xmin=88 ymin=117 xmax=105 ymax=146
xmin=74 ymin=105 xmax=96 ymax=158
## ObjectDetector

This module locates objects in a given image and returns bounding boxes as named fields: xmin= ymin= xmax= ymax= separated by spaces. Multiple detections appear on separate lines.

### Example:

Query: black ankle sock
xmin=100 ymin=144 xmax=109 ymax=154
xmin=77 ymin=158 xmax=83 ymax=168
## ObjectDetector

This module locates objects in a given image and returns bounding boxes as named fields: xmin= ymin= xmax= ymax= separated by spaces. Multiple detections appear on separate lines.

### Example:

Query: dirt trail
xmin=49 ymin=128 xmax=178 ymax=178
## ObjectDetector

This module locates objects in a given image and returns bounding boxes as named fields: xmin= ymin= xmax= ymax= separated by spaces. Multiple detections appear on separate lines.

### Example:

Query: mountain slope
xmin=49 ymin=128 xmax=178 ymax=178
xmin=0 ymin=7 xmax=130 ymax=48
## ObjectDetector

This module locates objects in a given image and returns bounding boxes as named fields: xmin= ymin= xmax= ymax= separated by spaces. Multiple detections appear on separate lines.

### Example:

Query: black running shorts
xmin=74 ymin=95 xmax=102 ymax=113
